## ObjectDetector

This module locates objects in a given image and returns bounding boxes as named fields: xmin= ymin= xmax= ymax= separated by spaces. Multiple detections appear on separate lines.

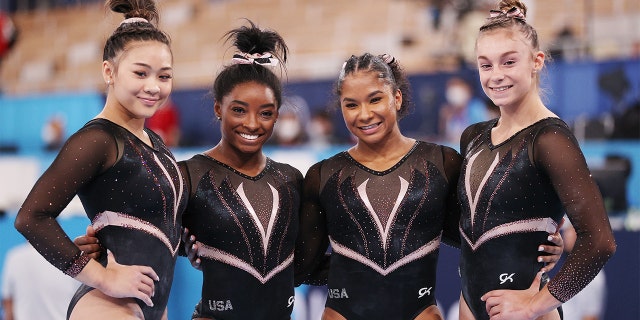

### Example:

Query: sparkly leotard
xmin=181 ymin=154 xmax=303 ymax=320
xmin=15 ymin=118 xmax=187 ymax=320
xmin=458 ymin=117 xmax=615 ymax=320
xmin=295 ymin=141 xmax=461 ymax=320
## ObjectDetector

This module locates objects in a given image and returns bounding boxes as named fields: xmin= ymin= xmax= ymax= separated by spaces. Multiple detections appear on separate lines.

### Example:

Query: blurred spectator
xmin=146 ymin=98 xmax=181 ymax=147
xmin=2 ymin=242 xmax=80 ymax=320
xmin=549 ymin=26 xmax=584 ymax=62
xmin=41 ymin=114 xmax=66 ymax=151
xmin=271 ymin=95 xmax=309 ymax=146
xmin=612 ymin=99 xmax=640 ymax=139
xmin=308 ymin=109 xmax=341 ymax=148
xmin=0 ymin=11 xmax=17 ymax=62
xmin=0 ymin=10 xmax=18 ymax=95
xmin=561 ymin=221 xmax=607 ymax=320
xmin=438 ymin=77 xmax=494 ymax=144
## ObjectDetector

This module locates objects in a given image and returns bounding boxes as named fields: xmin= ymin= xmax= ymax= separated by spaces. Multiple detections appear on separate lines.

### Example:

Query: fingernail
xmin=538 ymin=257 xmax=543 ymax=262
xmin=538 ymin=246 xmax=544 ymax=252
xmin=548 ymin=236 xmax=553 ymax=241
xmin=191 ymin=235 xmax=195 ymax=241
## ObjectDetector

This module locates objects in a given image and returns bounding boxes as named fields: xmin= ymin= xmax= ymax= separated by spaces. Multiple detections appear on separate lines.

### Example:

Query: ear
xmin=213 ymin=102 xmax=222 ymax=119
xmin=533 ymin=50 xmax=545 ymax=72
xmin=102 ymin=60 xmax=114 ymax=85
xmin=394 ymin=89 xmax=403 ymax=111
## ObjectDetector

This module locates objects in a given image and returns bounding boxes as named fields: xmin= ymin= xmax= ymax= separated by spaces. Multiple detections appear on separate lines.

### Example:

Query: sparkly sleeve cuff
xmin=547 ymin=282 xmax=569 ymax=303
xmin=63 ymin=251 xmax=91 ymax=278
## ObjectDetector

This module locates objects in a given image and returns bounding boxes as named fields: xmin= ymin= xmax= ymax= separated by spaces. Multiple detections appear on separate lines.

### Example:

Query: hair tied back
xmin=488 ymin=6 xmax=526 ymax=21
xmin=379 ymin=53 xmax=396 ymax=65
xmin=119 ymin=17 xmax=149 ymax=26
xmin=231 ymin=52 xmax=279 ymax=67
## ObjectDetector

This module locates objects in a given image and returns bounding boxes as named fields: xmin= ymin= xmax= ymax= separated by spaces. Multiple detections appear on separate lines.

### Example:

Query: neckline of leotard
xmin=88 ymin=118 xmax=158 ymax=151
xmin=487 ymin=117 xmax=562 ymax=149
xmin=199 ymin=153 xmax=271 ymax=181
xmin=342 ymin=140 xmax=420 ymax=176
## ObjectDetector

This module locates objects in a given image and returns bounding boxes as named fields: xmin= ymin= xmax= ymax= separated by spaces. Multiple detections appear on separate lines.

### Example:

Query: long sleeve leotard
xmin=15 ymin=118 xmax=187 ymax=320
xmin=457 ymin=117 xmax=615 ymax=320
xmin=295 ymin=141 xmax=461 ymax=320
xmin=181 ymin=154 xmax=303 ymax=320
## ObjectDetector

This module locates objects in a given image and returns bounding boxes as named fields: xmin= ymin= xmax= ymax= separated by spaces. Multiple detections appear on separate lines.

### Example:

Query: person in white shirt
xmin=2 ymin=242 xmax=80 ymax=320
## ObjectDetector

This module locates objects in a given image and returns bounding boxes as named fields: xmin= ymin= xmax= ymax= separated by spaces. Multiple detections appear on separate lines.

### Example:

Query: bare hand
xmin=481 ymin=271 xmax=542 ymax=320
xmin=100 ymin=250 xmax=159 ymax=307
xmin=74 ymin=225 xmax=102 ymax=259
xmin=181 ymin=228 xmax=201 ymax=270
xmin=538 ymin=218 xmax=565 ymax=272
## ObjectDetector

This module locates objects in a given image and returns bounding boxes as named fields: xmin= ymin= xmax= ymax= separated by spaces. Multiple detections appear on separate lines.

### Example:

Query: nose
xmin=243 ymin=113 xmax=259 ymax=131
xmin=490 ymin=67 xmax=505 ymax=82
xmin=144 ymin=79 xmax=160 ymax=95
xmin=358 ymin=104 xmax=373 ymax=121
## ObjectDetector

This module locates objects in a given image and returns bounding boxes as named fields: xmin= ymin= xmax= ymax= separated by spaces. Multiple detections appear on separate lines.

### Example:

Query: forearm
xmin=72 ymin=258 xmax=107 ymax=290
xmin=529 ymin=286 xmax=563 ymax=319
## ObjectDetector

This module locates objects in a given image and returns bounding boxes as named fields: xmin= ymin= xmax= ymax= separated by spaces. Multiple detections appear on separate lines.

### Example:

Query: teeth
xmin=360 ymin=124 xmax=378 ymax=130
xmin=239 ymin=133 xmax=259 ymax=140
xmin=493 ymin=86 xmax=510 ymax=92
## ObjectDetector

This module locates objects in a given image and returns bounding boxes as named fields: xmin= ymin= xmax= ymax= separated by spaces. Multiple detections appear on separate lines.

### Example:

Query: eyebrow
xmin=133 ymin=62 xmax=173 ymax=71
xmin=230 ymin=100 xmax=276 ymax=109
xmin=477 ymin=50 xmax=519 ymax=60
xmin=342 ymin=90 xmax=384 ymax=102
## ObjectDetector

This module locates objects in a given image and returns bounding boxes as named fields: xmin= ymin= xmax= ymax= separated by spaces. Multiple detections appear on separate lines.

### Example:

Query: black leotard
xmin=458 ymin=118 xmax=615 ymax=319
xmin=295 ymin=141 xmax=461 ymax=320
xmin=15 ymin=118 xmax=187 ymax=320
xmin=181 ymin=154 xmax=303 ymax=320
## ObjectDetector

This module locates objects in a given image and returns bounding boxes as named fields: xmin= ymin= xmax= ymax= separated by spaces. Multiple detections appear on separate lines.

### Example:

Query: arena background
xmin=0 ymin=0 xmax=639 ymax=319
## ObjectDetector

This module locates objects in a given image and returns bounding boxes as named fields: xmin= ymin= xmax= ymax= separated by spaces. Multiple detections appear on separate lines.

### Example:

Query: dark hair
xmin=333 ymin=53 xmax=412 ymax=119
xmin=212 ymin=19 xmax=289 ymax=109
xmin=103 ymin=0 xmax=171 ymax=62
xmin=479 ymin=0 xmax=539 ymax=51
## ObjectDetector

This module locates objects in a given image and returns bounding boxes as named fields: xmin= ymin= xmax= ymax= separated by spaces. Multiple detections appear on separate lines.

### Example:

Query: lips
xmin=139 ymin=97 xmax=160 ymax=106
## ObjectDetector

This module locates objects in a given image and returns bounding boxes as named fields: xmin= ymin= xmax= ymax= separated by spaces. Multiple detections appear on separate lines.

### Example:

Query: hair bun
xmin=498 ymin=0 xmax=527 ymax=17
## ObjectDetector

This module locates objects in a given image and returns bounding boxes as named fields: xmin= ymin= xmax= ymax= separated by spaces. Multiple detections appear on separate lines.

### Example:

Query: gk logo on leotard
xmin=288 ymin=296 xmax=295 ymax=308
xmin=499 ymin=273 xmax=515 ymax=284
xmin=418 ymin=287 xmax=432 ymax=298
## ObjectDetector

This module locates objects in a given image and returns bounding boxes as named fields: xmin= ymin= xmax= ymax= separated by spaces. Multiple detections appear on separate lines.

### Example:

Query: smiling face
xmin=103 ymin=41 xmax=173 ymax=120
xmin=340 ymin=70 xmax=402 ymax=147
xmin=476 ymin=28 xmax=544 ymax=109
xmin=215 ymin=81 xmax=278 ymax=155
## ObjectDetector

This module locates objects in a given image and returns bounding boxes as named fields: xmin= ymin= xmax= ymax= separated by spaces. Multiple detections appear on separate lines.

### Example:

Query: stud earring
xmin=216 ymin=115 xmax=221 ymax=120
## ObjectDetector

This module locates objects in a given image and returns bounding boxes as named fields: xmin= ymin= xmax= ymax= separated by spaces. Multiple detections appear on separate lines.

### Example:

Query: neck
xmin=95 ymin=107 xmax=146 ymax=139
xmin=497 ymin=94 xmax=554 ymax=129
xmin=208 ymin=142 xmax=266 ymax=175
xmin=352 ymin=128 xmax=414 ymax=165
